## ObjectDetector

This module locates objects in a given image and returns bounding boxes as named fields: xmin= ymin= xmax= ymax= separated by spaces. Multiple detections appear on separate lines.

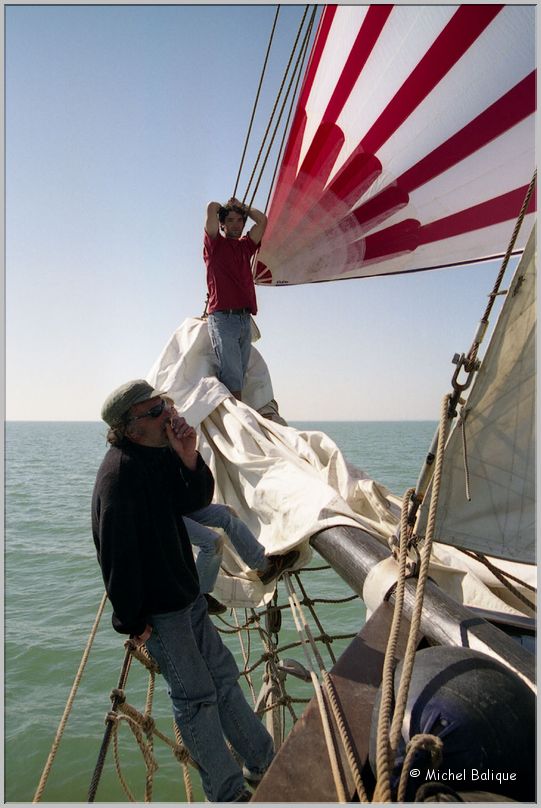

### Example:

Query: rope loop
xmin=397 ymin=733 xmax=444 ymax=802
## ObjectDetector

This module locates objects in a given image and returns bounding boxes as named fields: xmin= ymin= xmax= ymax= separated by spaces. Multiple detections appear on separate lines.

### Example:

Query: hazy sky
xmin=5 ymin=3 xmax=521 ymax=422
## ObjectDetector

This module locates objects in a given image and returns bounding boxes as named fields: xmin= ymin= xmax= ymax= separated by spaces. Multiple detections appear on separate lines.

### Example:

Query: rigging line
xmin=232 ymin=6 xmax=281 ymax=200
xmin=33 ymin=591 xmax=108 ymax=803
xmin=293 ymin=567 xmax=339 ymax=665
xmin=283 ymin=573 xmax=348 ymax=803
xmin=379 ymin=399 xmax=452 ymax=800
xmin=246 ymin=6 xmax=317 ymax=211
xmin=373 ymin=489 xmax=415 ymax=803
xmin=458 ymin=547 xmax=537 ymax=612
xmin=242 ymin=4 xmax=310 ymax=207
xmin=284 ymin=572 xmax=368 ymax=801
xmin=263 ymin=5 xmax=317 ymax=214
xmin=245 ymin=7 xmax=316 ymax=211
xmin=467 ymin=169 xmax=537 ymax=367
xmin=88 ymin=639 xmax=135 ymax=801
xmin=233 ymin=607 xmax=258 ymax=705
xmin=407 ymin=172 xmax=537 ymax=531
xmin=389 ymin=396 xmax=451 ymax=761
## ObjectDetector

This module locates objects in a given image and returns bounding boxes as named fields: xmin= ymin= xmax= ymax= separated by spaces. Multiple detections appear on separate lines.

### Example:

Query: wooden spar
xmin=310 ymin=525 xmax=535 ymax=690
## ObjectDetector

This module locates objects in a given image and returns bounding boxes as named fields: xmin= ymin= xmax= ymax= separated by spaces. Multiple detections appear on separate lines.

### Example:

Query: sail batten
xmin=257 ymin=5 xmax=536 ymax=286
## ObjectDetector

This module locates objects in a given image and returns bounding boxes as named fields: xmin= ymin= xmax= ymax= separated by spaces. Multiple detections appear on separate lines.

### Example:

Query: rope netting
xmin=33 ymin=562 xmax=365 ymax=803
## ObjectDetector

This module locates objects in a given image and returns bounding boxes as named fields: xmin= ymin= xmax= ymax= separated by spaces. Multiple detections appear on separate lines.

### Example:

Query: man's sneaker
xmin=258 ymin=549 xmax=300 ymax=586
xmin=204 ymin=593 xmax=227 ymax=615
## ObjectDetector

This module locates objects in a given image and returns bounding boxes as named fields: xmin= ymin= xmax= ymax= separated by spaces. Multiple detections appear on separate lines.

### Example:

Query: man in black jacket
xmin=92 ymin=380 xmax=273 ymax=802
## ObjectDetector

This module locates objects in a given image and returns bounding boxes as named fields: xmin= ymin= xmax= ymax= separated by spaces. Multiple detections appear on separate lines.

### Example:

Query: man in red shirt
xmin=204 ymin=197 xmax=267 ymax=400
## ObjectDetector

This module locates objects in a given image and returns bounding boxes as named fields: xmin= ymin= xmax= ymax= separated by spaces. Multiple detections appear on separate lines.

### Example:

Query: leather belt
xmin=215 ymin=307 xmax=251 ymax=315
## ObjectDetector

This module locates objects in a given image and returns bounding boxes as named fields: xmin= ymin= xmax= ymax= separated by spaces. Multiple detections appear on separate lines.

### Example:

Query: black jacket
xmin=91 ymin=440 xmax=214 ymax=635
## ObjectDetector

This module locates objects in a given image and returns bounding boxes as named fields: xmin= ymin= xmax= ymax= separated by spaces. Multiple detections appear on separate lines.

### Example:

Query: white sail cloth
xmin=418 ymin=226 xmax=536 ymax=566
xmin=147 ymin=318 xmax=400 ymax=606
xmin=147 ymin=317 xmax=534 ymax=615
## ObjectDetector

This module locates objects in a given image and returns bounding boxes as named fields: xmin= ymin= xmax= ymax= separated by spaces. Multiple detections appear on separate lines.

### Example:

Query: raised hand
xmin=166 ymin=414 xmax=198 ymax=470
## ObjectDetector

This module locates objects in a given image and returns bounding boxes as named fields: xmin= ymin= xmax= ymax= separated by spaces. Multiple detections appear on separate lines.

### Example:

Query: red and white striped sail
xmin=255 ymin=5 xmax=536 ymax=286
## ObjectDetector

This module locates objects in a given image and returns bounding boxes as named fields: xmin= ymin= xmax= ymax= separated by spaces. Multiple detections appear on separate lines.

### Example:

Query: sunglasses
xmin=128 ymin=398 xmax=167 ymax=422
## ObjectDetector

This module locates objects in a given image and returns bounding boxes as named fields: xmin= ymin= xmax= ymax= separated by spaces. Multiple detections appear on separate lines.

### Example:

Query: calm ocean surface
xmin=5 ymin=419 xmax=436 ymax=803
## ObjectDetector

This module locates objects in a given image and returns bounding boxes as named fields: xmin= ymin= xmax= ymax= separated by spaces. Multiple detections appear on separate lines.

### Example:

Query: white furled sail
xmin=256 ymin=5 xmax=536 ymax=286
xmin=418 ymin=225 xmax=536 ymax=564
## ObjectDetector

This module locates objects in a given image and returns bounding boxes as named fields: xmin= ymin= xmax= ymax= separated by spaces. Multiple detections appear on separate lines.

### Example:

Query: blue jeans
xmin=208 ymin=311 xmax=252 ymax=393
xmin=146 ymin=594 xmax=274 ymax=801
xmin=186 ymin=504 xmax=267 ymax=593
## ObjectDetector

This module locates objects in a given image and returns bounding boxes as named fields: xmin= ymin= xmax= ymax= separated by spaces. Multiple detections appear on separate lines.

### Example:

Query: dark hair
xmin=218 ymin=204 xmax=247 ymax=225
xmin=106 ymin=415 xmax=131 ymax=446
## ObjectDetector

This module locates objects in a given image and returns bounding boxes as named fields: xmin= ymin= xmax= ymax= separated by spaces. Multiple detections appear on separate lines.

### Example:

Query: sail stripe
xmin=418 ymin=186 xmax=537 ymax=245
xmin=263 ymin=7 xmax=336 ymax=240
xmin=280 ymin=6 xmax=337 ymax=175
xmin=355 ymin=187 xmax=537 ymax=267
xmin=399 ymin=72 xmax=536 ymax=194
xmin=322 ymin=5 xmax=393 ymax=125
xmin=345 ymin=6 xmax=503 ymax=172
xmin=259 ymin=5 xmax=535 ymax=284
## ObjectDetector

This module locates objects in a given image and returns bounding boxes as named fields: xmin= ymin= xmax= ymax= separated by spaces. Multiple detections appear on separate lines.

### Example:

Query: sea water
xmin=4 ymin=420 xmax=435 ymax=803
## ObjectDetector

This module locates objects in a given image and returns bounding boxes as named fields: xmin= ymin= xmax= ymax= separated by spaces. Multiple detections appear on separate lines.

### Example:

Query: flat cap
xmin=101 ymin=379 xmax=168 ymax=427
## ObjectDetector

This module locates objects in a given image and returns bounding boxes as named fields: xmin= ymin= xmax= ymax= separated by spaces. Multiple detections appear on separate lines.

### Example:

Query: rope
xmin=263 ymin=6 xmax=317 ymax=213
xmin=293 ymin=570 xmax=339 ymax=665
xmin=283 ymin=573 xmax=348 ymax=803
xmin=249 ymin=6 xmax=318 ymax=211
xmin=233 ymin=607 xmax=258 ymax=705
xmin=388 ymin=397 xmax=450 ymax=762
xmin=396 ymin=734 xmax=443 ymax=802
xmin=322 ymin=670 xmax=369 ymax=802
xmin=33 ymin=591 xmax=108 ymax=803
xmin=373 ymin=396 xmax=450 ymax=801
xmin=232 ymin=6 xmax=281 ymax=199
xmin=174 ymin=721 xmax=194 ymax=802
xmin=110 ymin=709 xmax=159 ymax=802
xmin=243 ymin=5 xmax=312 ymax=209
xmin=143 ymin=649 xmax=156 ymax=802
xmin=88 ymin=641 xmax=134 ymax=801
xmin=372 ymin=489 xmax=415 ymax=802
xmin=39 ymin=569 xmax=375 ymax=800
xmin=108 ymin=692 xmax=195 ymax=802
xmin=407 ymin=172 xmax=536 ymax=530
xmin=467 ymin=170 xmax=536 ymax=368
xmin=457 ymin=546 xmax=537 ymax=612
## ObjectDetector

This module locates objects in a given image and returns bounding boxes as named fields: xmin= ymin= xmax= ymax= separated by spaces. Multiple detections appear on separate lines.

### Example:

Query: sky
xmin=4 ymin=3 xmax=524 ymax=422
